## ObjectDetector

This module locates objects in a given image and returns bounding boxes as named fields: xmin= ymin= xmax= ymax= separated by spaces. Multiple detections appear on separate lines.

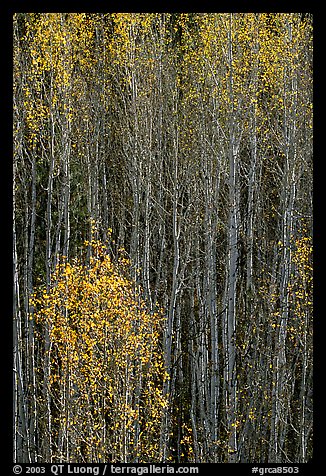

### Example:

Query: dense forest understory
xmin=13 ymin=13 xmax=313 ymax=464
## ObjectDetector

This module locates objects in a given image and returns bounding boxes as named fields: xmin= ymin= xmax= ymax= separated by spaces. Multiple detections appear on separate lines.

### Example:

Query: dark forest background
xmin=13 ymin=13 xmax=313 ymax=463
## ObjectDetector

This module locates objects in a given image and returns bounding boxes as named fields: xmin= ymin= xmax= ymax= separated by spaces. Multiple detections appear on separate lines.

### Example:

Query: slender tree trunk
xmin=161 ymin=133 xmax=180 ymax=460
xmin=43 ymin=82 xmax=56 ymax=461
xmin=13 ymin=162 xmax=29 ymax=462
xmin=224 ymin=15 xmax=239 ymax=462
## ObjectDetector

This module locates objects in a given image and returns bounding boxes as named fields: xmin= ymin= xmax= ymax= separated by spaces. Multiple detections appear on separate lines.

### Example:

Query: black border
xmin=4 ymin=2 xmax=321 ymax=474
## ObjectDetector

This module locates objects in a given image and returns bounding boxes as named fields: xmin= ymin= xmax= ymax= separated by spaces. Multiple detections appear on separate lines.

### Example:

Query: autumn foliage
xmin=30 ymin=235 xmax=167 ymax=462
xmin=14 ymin=13 xmax=312 ymax=464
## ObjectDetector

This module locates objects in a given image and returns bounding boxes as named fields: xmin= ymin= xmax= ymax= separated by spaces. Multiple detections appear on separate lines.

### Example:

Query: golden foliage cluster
xmin=30 ymin=235 xmax=168 ymax=462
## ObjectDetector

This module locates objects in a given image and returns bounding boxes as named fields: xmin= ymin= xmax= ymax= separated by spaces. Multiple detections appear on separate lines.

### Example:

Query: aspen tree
xmin=14 ymin=12 xmax=313 ymax=463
